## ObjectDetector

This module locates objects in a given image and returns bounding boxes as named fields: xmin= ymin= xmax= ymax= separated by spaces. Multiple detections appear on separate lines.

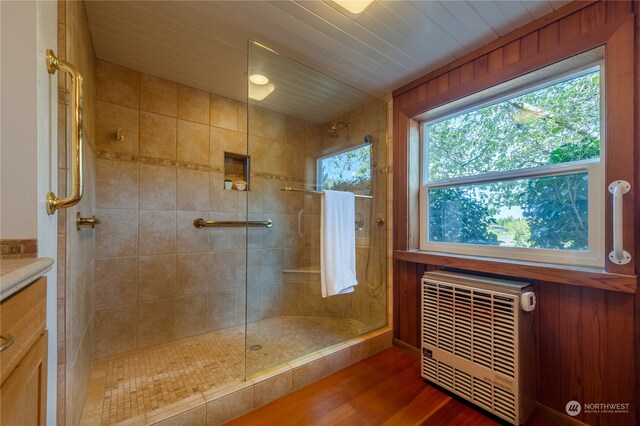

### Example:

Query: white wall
xmin=36 ymin=1 xmax=59 ymax=424
xmin=0 ymin=0 xmax=39 ymax=239
xmin=1 ymin=1 xmax=58 ymax=423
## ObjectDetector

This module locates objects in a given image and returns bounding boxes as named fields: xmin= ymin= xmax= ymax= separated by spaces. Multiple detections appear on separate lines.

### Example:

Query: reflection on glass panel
xmin=319 ymin=145 xmax=371 ymax=195
xmin=426 ymin=70 xmax=600 ymax=181
xmin=428 ymin=172 xmax=589 ymax=251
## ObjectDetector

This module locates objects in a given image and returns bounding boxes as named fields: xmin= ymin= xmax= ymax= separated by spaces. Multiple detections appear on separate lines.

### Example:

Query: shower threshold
xmin=80 ymin=315 xmax=369 ymax=425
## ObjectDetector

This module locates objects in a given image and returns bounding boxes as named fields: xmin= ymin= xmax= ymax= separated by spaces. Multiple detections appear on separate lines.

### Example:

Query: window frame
xmin=419 ymin=57 xmax=606 ymax=268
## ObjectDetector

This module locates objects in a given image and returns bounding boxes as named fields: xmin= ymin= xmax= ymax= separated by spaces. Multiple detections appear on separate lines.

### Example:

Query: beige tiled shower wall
xmin=57 ymin=1 xmax=98 ymax=425
xmin=93 ymin=59 xmax=326 ymax=358
xmin=282 ymin=99 xmax=388 ymax=328
xmin=245 ymin=100 xmax=325 ymax=323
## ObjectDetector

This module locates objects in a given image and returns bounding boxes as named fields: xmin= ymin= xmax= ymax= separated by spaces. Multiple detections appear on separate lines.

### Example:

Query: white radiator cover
xmin=421 ymin=271 xmax=536 ymax=425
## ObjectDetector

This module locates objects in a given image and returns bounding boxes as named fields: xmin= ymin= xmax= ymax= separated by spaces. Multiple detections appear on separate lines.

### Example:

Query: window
xmin=420 ymin=58 xmax=604 ymax=267
xmin=318 ymin=145 xmax=371 ymax=195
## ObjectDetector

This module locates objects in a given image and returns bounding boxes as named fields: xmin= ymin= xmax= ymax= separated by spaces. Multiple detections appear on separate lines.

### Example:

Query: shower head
xmin=324 ymin=129 xmax=339 ymax=138
xmin=324 ymin=121 xmax=350 ymax=138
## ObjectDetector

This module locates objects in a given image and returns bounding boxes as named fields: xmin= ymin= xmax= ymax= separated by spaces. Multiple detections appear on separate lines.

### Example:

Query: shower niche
xmin=224 ymin=151 xmax=249 ymax=190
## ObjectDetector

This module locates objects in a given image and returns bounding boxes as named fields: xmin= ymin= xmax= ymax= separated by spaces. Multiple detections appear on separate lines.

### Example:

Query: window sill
xmin=393 ymin=250 xmax=636 ymax=293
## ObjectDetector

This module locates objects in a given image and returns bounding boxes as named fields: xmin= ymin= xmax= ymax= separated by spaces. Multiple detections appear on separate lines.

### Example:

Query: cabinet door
xmin=0 ymin=331 xmax=47 ymax=426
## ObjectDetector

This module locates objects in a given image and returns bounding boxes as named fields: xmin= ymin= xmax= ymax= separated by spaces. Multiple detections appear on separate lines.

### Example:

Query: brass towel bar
xmin=46 ymin=49 xmax=84 ymax=215
xmin=280 ymin=187 xmax=373 ymax=199
xmin=193 ymin=218 xmax=273 ymax=228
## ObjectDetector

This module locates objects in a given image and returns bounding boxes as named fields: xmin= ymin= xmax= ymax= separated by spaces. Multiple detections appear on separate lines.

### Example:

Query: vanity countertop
xmin=0 ymin=257 xmax=54 ymax=302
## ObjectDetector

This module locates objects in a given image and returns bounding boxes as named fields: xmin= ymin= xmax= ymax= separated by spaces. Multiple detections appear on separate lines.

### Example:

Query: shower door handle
xmin=297 ymin=209 xmax=304 ymax=236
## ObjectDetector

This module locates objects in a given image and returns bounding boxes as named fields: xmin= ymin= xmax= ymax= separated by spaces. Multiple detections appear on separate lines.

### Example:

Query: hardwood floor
xmin=228 ymin=347 xmax=560 ymax=426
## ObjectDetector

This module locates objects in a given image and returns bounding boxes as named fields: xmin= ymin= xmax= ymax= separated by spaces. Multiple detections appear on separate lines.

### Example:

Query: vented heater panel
xmin=421 ymin=271 xmax=535 ymax=425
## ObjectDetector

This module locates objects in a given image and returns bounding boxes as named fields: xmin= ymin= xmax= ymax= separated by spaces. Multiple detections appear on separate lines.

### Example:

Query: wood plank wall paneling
xmin=392 ymin=1 xmax=599 ymax=97
xmin=393 ymin=261 xmax=427 ymax=346
xmin=391 ymin=2 xmax=638 ymax=424
xmin=635 ymin=6 xmax=640 ymax=426
xmin=604 ymin=16 xmax=636 ymax=277
xmin=535 ymin=282 xmax=636 ymax=426
xmin=392 ymin=109 xmax=409 ymax=252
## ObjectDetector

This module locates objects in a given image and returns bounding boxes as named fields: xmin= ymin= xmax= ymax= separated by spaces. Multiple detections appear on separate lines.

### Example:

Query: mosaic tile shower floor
xmin=81 ymin=315 xmax=366 ymax=425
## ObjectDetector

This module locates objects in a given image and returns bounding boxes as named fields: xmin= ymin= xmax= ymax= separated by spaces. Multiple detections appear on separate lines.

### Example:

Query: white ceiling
xmin=85 ymin=1 xmax=570 ymax=121
xmin=247 ymin=41 xmax=379 ymax=123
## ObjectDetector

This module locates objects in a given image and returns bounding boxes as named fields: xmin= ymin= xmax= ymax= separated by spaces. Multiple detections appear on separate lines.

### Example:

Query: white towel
xmin=320 ymin=190 xmax=358 ymax=298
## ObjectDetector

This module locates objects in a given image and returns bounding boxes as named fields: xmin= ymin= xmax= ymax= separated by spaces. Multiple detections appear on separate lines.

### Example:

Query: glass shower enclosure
xmin=243 ymin=41 xmax=388 ymax=376
xmin=79 ymin=39 xmax=388 ymax=426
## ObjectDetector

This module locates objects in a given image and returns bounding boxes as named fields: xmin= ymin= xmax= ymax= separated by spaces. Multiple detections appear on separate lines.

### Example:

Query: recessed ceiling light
xmin=249 ymin=74 xmax=269 ymax=85
xmin=249 ymin=82 xmax=275 ymax=101
xmin=333 ymin=0 xmax=374 ymax=14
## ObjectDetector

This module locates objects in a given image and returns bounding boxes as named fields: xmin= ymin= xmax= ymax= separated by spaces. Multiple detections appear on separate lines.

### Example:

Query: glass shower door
xmin=245 ymin=40 xmax=387 ymax=377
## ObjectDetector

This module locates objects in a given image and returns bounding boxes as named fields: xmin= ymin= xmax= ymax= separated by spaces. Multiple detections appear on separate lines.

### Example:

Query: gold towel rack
xmin=46 ymin=49 xmax=84 ymax=215
xmin=280 ymin=187 xmax=373 ymax=199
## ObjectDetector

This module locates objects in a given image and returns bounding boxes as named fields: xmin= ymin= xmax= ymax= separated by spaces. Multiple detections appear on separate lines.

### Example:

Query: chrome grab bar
xmin=46 ymin=49 xmax=84 ymax=215
xmin=281 ymin=187 xmax=373 ymax=199
xmin=608 ymin=180 xmax=631 ymax=265
xmin=193 ymin=218 xmax=272 ymax=228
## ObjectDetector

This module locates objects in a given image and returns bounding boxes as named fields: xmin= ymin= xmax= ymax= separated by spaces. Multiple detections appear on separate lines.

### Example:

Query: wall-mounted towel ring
xmin=45 ymin=49 xmax=84 ymax=215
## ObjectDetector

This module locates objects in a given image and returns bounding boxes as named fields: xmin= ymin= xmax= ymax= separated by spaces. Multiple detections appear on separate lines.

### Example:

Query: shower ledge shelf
xmin=283 ymin=267 xmax=321 ymax=284
xmin=282 ymin=266 xmax=320 ymax=274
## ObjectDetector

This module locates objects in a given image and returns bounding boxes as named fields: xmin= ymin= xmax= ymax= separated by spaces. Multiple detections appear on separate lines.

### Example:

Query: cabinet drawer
xmin=0 ymin=277 xmax=46 ymax=384
xmin=1 ymin=331 xmax=47 ymax=426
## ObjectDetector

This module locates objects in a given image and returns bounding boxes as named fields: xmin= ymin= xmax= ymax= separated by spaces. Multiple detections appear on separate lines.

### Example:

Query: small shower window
xmin=318 ymin=145 xmax=371 ymax=195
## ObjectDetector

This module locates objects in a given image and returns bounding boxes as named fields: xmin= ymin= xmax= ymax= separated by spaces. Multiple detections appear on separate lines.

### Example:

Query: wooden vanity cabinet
xmin=0 ymin=277 xmax=48 ymax=425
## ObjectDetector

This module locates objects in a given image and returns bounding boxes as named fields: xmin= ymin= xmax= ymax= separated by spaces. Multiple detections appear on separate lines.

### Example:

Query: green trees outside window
xmin=425 ymin=69 xmax=600 ymax=251
xmin=320 ymin=145 xmax=371 ymax=195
